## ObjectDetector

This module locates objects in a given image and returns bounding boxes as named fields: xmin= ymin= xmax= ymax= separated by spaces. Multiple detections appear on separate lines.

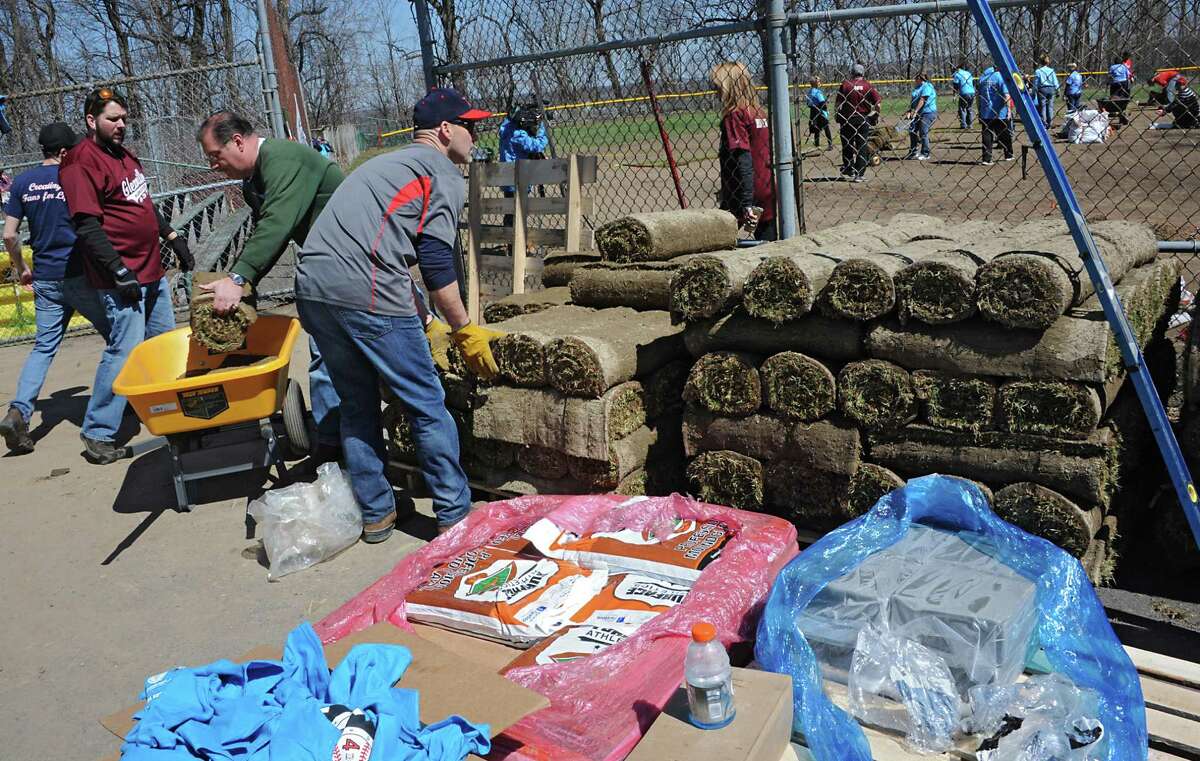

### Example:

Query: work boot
xmin=0 ymin=407 xmax=34 ymax=454
xmin=362 ymin=510 xmax=397 ymax=544
xmin=80 ymin=433 xmax=128 ymax=465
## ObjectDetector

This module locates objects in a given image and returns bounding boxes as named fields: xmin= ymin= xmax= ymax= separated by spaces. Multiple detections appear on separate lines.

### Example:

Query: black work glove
xmin=110 ymin=264 xmax=142 ymax=302
xmin=168 ymin=235 xmax=194 ymax=272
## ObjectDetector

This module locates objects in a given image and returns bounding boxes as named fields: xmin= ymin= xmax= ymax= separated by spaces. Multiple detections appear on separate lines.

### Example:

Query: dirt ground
xmin=586 ymin=108 xmax=1200 ymax=260
xmin=2 ymin=311 xmax=1199 ymax=759
xmin=0 ymin=315 xmax=440 ymax=760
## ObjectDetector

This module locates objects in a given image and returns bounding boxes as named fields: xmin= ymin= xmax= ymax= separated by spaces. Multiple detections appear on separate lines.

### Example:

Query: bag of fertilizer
xmin=523 ymin=517 xmax=732 ymax=584
xmin=405 ymin=546 xmax=607 ymax=646
xmin=504 ymin=573 xmax=691 ymax=670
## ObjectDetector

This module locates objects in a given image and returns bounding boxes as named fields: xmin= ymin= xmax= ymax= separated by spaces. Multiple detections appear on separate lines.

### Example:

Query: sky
xmin=388 ymin=1 xmax=423 ymax=53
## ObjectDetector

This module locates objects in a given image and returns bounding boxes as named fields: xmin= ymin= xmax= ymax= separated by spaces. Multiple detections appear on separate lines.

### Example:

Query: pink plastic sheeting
xmin=316 ymin=493 xmax=798 ymax=761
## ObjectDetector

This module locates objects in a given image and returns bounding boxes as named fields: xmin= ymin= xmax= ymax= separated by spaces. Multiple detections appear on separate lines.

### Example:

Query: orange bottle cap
xmin=692 ymin=622 xmax=717 ymax=643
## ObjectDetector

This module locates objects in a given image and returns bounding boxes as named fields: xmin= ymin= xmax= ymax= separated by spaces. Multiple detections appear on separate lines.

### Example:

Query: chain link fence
xmin=415 ymin=0 xmax=1200 ymax=283
xmin=0 ymin=60 xmax=281 ymax=344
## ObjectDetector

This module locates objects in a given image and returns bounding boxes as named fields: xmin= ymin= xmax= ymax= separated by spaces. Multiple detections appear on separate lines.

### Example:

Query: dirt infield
xmin=578 ymin=114 xmax=1200 ymax=283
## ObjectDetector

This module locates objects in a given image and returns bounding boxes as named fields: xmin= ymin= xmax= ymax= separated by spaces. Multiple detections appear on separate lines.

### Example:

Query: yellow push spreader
xmin=113 ymin=315 xmax=310 ymax=511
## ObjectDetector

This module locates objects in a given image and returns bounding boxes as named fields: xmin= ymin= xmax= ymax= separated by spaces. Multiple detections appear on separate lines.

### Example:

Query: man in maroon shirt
xmin=60 ymin=88 xmax=193 ymax=464
xmin=835 ymin=63 xmax=882 ymax=182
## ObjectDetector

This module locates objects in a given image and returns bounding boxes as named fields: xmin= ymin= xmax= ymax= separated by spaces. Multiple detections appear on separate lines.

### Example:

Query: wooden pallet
xmin=786 ymin=645 xmax=1200 ymax=760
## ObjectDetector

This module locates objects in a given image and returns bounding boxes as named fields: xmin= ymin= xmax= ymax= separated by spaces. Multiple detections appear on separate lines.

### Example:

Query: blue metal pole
xmin=966 ymin=0 xmax=1200 ymax=551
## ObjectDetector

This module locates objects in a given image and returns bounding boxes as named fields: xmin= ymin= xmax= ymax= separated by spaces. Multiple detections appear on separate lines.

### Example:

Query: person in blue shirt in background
xmin=497 ymin=102 xmax=549 ymax=234
xmin=951 ymin=62 xmax=975 ymax=129
xmin=977 ymin=66 xmax=1014 ymax=165
xmin=1065 ymin=63 xmax=1084 ymax=113
xmin=0 ymin=123 xmax=111 ymax=454
xmin=806 ymin=77 xmax=833 ymax=150
xmin=1033 ymin=56 xmax=1059 ymax=127
xmin=903 ymin=72 xmax=937 ymax=160
xmin=1107 ymin=56 xmax=1132 ymax=125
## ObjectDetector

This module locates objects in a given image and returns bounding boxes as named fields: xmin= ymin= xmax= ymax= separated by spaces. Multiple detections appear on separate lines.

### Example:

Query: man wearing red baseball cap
xmin=293 ymin=87 xmax=499 ymax=543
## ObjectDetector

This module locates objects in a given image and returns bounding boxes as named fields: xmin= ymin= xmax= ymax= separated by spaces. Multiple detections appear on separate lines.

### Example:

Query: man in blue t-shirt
xmin=951 ymin=63 xmax=976 ymax=129
xmin=806 ymin=77 xmax=833 ymax=149
xmin=1033 ymin=56 xmax=1060 ymax=127
xmin=1107 ymin=57 xmax=1131 ymax=125
xmin=977 ymin=67 xmax=1014 ymax=165
xmin=903 ymin=72 xmax=938 ymax=160
xmin=1065 ymin=63 xmax=1084 ymax=113
xmin=0 ymin=123 xmax=110 ymax=454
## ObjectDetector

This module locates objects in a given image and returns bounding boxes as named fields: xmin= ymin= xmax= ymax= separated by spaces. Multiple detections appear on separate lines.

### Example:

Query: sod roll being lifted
xmin=482 ymin=286 xmax=573 ymax=324
xmin=976 ymin=220 xmax=1159 ymax=330
xmin=596 ymin=209 xmax=738 ymax=262
xmin=683 ymin=351 xmax=762 ymax=416
xmin=683 ymin=313 xmax=863 ymax=361
xmin=190 ymin=271 xmax=257 ymax=353
xmin=993 ymin=482 xmax=1101 ymax=558
xmin=867 ymin=258 xmax=1180 ymax=384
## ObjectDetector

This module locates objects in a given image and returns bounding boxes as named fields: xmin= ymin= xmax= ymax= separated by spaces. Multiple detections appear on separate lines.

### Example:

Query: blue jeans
xmin=84 ymin=277 xmax=176 ymax=442
xmin=306 ymin=336 xmax=340 ymax=447
xmin=8 ymin=276 xmax=111 ymax=426
xmin=1036 ymin=86 xmax=1056 ymax=125
xmin=1066 ymin=91 xmax=1082 ymax=112
xmin=908 ymin=112 xmax=936 ymax=156
xmin=296 ymin=299 xmax=470 ymax=527
xmin=958 ymin=94 xmax=975 ymax=129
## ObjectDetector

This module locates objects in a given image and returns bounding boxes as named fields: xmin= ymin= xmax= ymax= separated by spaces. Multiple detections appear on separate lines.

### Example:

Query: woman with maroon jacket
xmin=711 ymin=61 xmax=777 ymax=241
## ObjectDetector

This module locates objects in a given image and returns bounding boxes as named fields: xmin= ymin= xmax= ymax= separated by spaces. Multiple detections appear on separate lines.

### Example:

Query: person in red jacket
xmin=711 ymin=60 xmax=777 ymax=241
xmin=835 ymin=63 xmax=882 ymax=182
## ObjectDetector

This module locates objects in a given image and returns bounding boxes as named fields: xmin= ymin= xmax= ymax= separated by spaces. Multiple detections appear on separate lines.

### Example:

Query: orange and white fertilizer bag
xmin=523 ymin=515 xmax=732 ymax=584
xmin=505 ymin=573 xmax=691 ymax=670
xmin=405 ymin=546 xmax=607 ymax=645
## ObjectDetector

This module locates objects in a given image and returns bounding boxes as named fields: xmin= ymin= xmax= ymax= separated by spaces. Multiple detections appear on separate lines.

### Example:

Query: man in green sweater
xmin=196 ymin=111 xmax=343 ymax=457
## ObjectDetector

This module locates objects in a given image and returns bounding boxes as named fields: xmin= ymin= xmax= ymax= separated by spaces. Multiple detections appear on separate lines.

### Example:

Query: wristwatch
xmin=229 ymin=273 xmax=247 ymax=287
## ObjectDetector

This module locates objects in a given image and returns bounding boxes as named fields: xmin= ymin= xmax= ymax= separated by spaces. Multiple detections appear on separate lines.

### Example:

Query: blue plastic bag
xmin=754 ymin=474 xmax=1146 ymax=761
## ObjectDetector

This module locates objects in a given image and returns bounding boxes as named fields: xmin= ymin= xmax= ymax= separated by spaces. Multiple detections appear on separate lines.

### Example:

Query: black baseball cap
xmin=412 ymin=87 xmax=492 ymax=129
xmin=39 ymin=122 xmax=80 ymax=152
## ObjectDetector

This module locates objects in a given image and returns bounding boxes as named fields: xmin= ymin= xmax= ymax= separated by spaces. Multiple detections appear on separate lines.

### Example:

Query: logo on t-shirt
xmin=754 ymin=118 xmax=768 ymax=129
xmin=22 ymin=180 xmax=65 ymax=205
xmin=121 ymin=169 xmax=149 ymax=204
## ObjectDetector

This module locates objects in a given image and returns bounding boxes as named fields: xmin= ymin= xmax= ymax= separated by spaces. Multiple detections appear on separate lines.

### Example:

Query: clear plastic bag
xmin=247 ymin=462 xmax=362 ymax=580
xmin=970 ymin=674 xmax=1105 ymax=760
xmin=848 ymin=624 xmax=961 ymax=753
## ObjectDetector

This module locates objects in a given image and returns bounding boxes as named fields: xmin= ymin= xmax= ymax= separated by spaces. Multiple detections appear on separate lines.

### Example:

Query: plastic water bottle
xmin=685 ymin=621 xmax=736 ymax=729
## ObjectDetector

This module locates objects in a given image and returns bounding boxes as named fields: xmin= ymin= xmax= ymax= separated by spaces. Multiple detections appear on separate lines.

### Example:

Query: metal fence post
xmin=255 ymin=0 xmax=287 ymax=138
xmin=414 ymin=0 xmax=439 ymax=92
xmin=765 ymin=0 xmax=797 ymax=239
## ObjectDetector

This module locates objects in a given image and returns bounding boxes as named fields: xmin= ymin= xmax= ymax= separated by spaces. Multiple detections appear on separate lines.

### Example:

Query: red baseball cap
xmin=413 ymin=88 xmax=493 ymax=129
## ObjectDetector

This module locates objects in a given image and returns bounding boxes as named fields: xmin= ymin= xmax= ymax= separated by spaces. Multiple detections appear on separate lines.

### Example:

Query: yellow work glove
xmin=425 ymin=318 xmax=453 ymax=373
xmin=450 ymin=322 xmax=504 ymax=380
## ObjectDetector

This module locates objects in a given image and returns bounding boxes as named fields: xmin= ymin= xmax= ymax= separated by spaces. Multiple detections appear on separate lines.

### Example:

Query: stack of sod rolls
xmin=673 ymin=211 xmax=1177 ymax=585
xmin=386 ymin=303 xmax=691 ymax=497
